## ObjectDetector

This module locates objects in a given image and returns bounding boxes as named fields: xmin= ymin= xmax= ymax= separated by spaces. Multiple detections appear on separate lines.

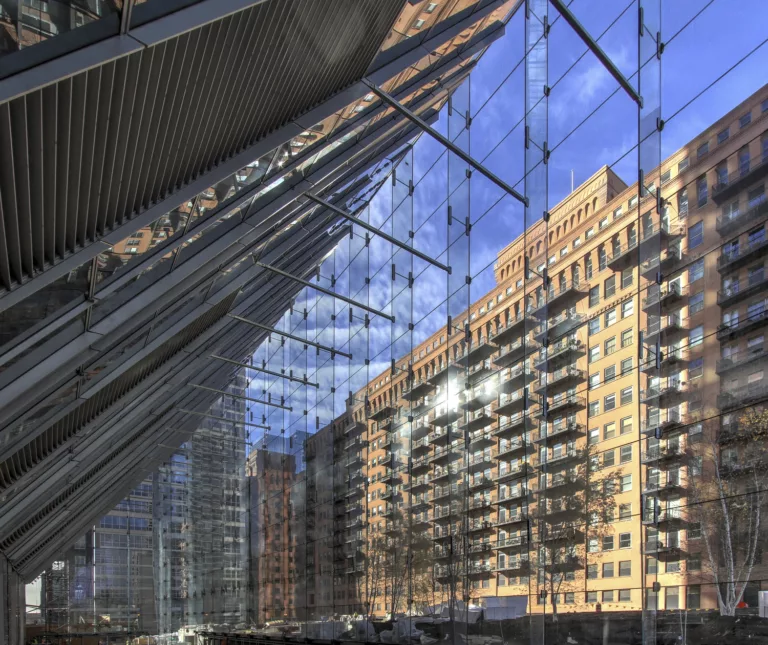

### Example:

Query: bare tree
xmin=686 ymin=408 xmax=768 ymax=616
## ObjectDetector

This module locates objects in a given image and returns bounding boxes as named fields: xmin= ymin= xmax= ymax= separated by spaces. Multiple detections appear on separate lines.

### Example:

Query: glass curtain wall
xmin=218 ymin=1 xmax=768 ymax=643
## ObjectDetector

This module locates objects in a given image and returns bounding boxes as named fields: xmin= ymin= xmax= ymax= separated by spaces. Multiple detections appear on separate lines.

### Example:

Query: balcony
xmin=469 ymin=476 xmax=494 ymax=492
xmin=536 ymin=475 xmax=585 ymax=495
xmin=642 ymin=283 xmax=687 ymax=314
xmin=494 ymin=513 xmax=528 ymax=529
xmin=499 ymin=364 xmax=536 ymax=393
xmin=412 ymin=419 xmax=431 ymax=440
xmin=380 ymin=469 xmax=400 ymax=485
xmin=640 ymin=381 xmax=687 ymax=407
xmin=469 ymin=541 xmax=494 ymax=555
xmin=607 ymin=239 xmax=639 ymax=271
xmin=712 ymin=154 xmax=768 ymax=205
xmin=493 ymin=414 xmax=537 ymax=438
xmin=406 ymin=476 xmax=431 ymax=492
xmin=369 ymin=403 xmax=396 ymax=422
xmin=642 ymin=540 xmax=687 ymax=561
xmin=467 ymin=359 xmax=496 ymax=386
xmin=494 ymin=534 xmax=528 ymax=548
xmin=431 ymin=486 xmax=459 ymax=503
xmin=718 ymin=238 xmax=768 ymax=275
xmin=641 ymin=220 xmax=686 ymax=249
xmin=494 ymin=337 xmax=538 ymax=368
xmin=380 ymin=486 xmax=400 ymax=502
xmin=466 ymin=451 xmax=495 ymax=472
xmin=534 ymin=312 xmax=585 ymax=344
xmin=411 ymin=455 xmax=431 ymax=474
xmin=494 ymin=487 xmax=529 ymax=504
xmin=642 ymin=507 xmax=686 ymax=526
xmin=640 ymin=347 xmax=689 ymax=377
xmin=535 ymin=448 xmax=579 ymax=469
xmin=411 ymin=514 xmax=431 ymax=530
xmin=409 ymin=396 xmax=434 ymax=419
xmin=431 ymin=465 xmax=461 ymax=483
xmin=345 ymin=420 xmax=367 ymax=438
xmin=455 ymin=336 xmax=499 ymax=368
xmin=467 ymin=520 xmax=494 ymax=534
xmin=432 ymin=405 xmax=461 ymax=427
xmin=409 ymin=496 xmax=430 ymax=513
xmin=496 ymin=438 xmax=529 ymax=459
xmin=467 ymin=496 xmax=494 ymax=513
xmin=540 ymin=499 xmax=584 ymax=522
xmin=641 ymin=444 xmax=686 ymax=465
xmin=644 ymin=478 xmax=685 ymax=498
xmin=432 ymin=504 xmax=461 ymax=521
xmin=461 ymin=386 xmax=497 ymax=412
xmin=493 ymin=462 xmax=528 ymax=483
xmin=467 ymin=562 xmax=494 ymax=575
xmin=718 ymin=380 xmax=768 ymax=411
xmin=532 ymin=279 xmax=589 ymax=316
xmin=718 ymin=273 xmax=768 ymax=309
xmin=460 ymin=410 xmax=495 ymax=432
xmin=428 ymin=363 xmax=463 ymax=387
xmin=493 ymin=392 xmax=528 ymax=417
xmin=640 ymin=247 xmax=686 ymax=280
xmin=534 ymin=421 xmax=584 ymax=444
xmin=716 ymin=198 xmax=768 ymax=237
xmin=641 ymin=411 xmax=686 ymax=436
xmin=540 ymin=526 xmax=583 ymax=544
xmin=345 ymin=563 xmax=366 ymax=576
xmin=469 ymin=430 xmax=495 ymax=450
xmin=433 ymin=546 xmax=452 ymax=560
xmin=401 ymin=378 xmax=436 ymax=402
xmin=491 ymin=311 xmax=537 ymax=345
xmin=717 ymin=309 xmax=768 ymax=341
xmin=495 ymin=557 xmax=530 ymax=574
xmin=428 ymin=427 xmax=450 ymax=444
xmin=412 ymin=436 xmax=432 ymax=457
xmin=716 ymin=347 xmax=768 ymax=375
xmin=645 ymin=313 xmax=687 ymax=345
xmin=429 ymin=445 xmax=461 ymax=466
xmin=345 ymin=436 xmax=367 ymax=452
xmin=435 ymin=565 xmax=459 ymax=580
xmin=534 ymin=366 xmax=585 ymax=393
xmin=534 ymin=338 xmax=584 ymax=371
xmin=541 ymin=394 xmax=586 ymax=419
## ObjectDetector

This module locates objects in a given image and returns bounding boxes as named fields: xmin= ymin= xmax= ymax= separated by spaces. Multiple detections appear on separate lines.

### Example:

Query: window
xmin=603 ymin=450 xmax=615 ymax=467
xmin=589 ymin=345 xmax=600 ymax=362
xmin=678 ymin=188 xmax=689 ymax=218
xmin=604 ymin=393 xmax=616 ymax=411
xmin=586 ymin=227 xmax=595 ymax=239
xmin=618 ymin=560 xmax=631 ymax=576
xmin=717 ymin=127 xmax=730 ymax=144
xmin=660 ymin=170 xmax=671 ymax=185
xmin=425 ymin=2 xmax=438 ymax=12
xmin=619 ymin=589 xmax=631 ymax=603
xmin=740 ymin=112 xmax=752 ymax=128
xmin=620 ymin=387 xmax=633 ymax=406
xmin=688 ymin=221 xmax=703 ymax=249
xmin=619 ymin=504 xmax=632 ymax=520
xmin=687 ymin=585 xmax=701 ymax=609
xmin=603 ymin=536 xmax=614 ymax=551
xmin=696 ymin=176 xmax=707 ymax=207
xmin=589 ymin=373 xmax=600 ymax=389
xmin=620 ymin=474 xmax=632 ymax=492
xmin=621 ymin=267 xmax=633 ymax=289
xmin=548 ymin=254 xmax=556 ymax=266
xmin=604 ymin=275 xmax=616 ymax=298
xmin=605 ymin=337 xmax=616 ymax=355
xmin=688 ymin=357 xmax=704 ymax=379
xmin=646 ymin=557 xmax=658 ymax=575
xmin=587 ymin=564 xmax=598 ymax=579
xmin=689 ymin=259 xmax=704 ymax=283
xmin=603 ymin=590 xmax=615 ymax=602
xmin=589 ymin=318 xmax=601 ymax=335
xmin=620 ymin=329 xmax=632 ymax=348
xmin=599 ymin=215 xmax=609 ymax=229
xmin=589 ymin=285 xmax=600 ymax=307
xmin=622 ymin=300 xmax=634 ymax=319
xmin=748 ymin=184 xmax=765 ymax=208
xmin=604 ymin=365 xmax=616 ymax=382
xmin=697 ymin=141 xmax=709 ymax=159
xmin=573 ymin=237 xmax=582 ymax=248
xmin=689 ymin=325 xmax=703 ymax=347
xmin=605 ymin=308 xmax=617 ymax=326
xmin=688 ymin=522 xmax=702 ymax=539
xmin=588 ymin=401 xmax=600 ymax=417
xmin=564 ymin=592 xmax=575 ymax=605
xmin=620 ymin=444 xmax=632 ymax=463
xmin=414 ymin=18 xmax=426 ymax=28
xmin=629 ymin=195 xmax=638 ymax=209
xmin=588 ymin=428 xmax=599 ymax=444
xmin=678 ymin=157 xmax=689 ymax=172
xmin=603 ymin=562 xmax=614 ymax=578
xmin=560 ymin=247 xmax=568 ymax=258
xmin=603 ymin=422 xmax=616 ymax=440
xmin=588 ymin=537 xmax=599 ymax=552
xmin=586 ymin=255 xmax=593 ymax=279
xmin=666 ymin=587 xmax=680 ymax=610
xmin=613 ymin=206 xmax=623 ymax=219
xmin=599 ymin=247 xmax=607 ymax=270
xmin=689 ymin=290 xmax=704 ymax=314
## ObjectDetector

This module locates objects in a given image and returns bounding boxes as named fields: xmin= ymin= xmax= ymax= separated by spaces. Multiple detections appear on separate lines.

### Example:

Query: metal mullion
xmin=0 ymin=103 xmax=22 ymax=285
xmin=142 ymin=37 xmax=183 ymax=209
xmin=190 ymin=384 xmax=292 ymax=411
xmin=0 ymin=193 xmax=11 ymax=289
xmin=180 ymin=22 xmax=224 ymax=185
xmin=41 ymin=84 xmax=57 ymax=266
xmin=26 ymin=91 xmax=44 ymax=273
xmin=87 ymin=62 xmax=115 ymax=241
xmin=198 ymin=11 xmax=247 ymax=171
xmin=78 ymin=66 xmax=103 ymax=246
xmin=160 ymin=29 xmax=202 ymax=197
xmin=177 ymin=409 xmax=270 ymax=430
xmin=548 ymin=0 xmax=642 ymax=106
xmin=217 ymin=7 xmax=264 ymax=161
xmin=99 ymin=56 xmax=131 ymax=234
xmin=210 ymin=354 xmax=320 ymax=388
xmin=8 ymin=97 xmax=33 ymax=279
xmin=129 ymin=41 xmax=168 ymax=216
xmin=65 ymin=70 xmax=88 ymax=252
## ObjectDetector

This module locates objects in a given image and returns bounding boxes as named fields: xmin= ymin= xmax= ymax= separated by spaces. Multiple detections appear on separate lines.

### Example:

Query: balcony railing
xmin=718 ymin=237 xmax=768 ymax=273
xmin=716 ymin=198 xmax=768 ymax=236
xmin=712 ymin=153 xmax=768 ymax=204
xmin=718 ymin=273 xmax=768 ymax=308
xmin=716 ymin=347 xmax=767 ymax=374
xmin=532 ymin=279 xmax=588 ymax=314
xmin=717 ymin=309 xmax=768 ymax=341
xmin=642 ymin=283 xmax=687 ymax=312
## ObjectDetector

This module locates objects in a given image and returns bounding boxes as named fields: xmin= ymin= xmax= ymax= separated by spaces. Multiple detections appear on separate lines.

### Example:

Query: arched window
xmin=572 ymin=264 xmax=580 ymax=285
xmin=585 ymin=254 xmax=593 ymax=279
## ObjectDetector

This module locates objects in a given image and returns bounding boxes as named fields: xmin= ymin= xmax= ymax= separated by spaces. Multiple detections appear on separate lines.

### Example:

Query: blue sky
xmin=248 ymin=0 xmax=768 ymax=450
